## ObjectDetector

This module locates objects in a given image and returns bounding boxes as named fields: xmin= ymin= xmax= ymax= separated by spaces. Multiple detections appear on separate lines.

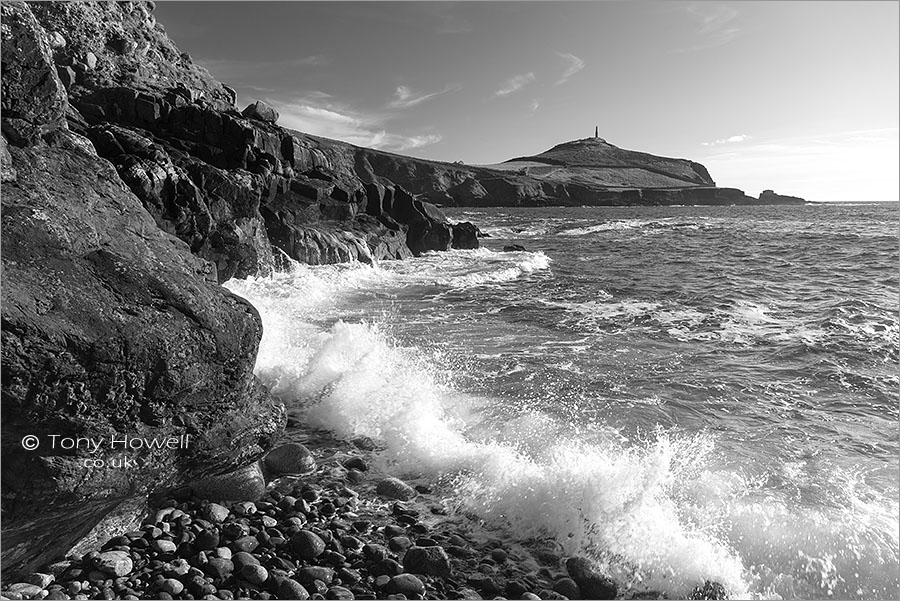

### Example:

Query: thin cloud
xmin=387 ymin=85 xmax=459 ymax=109
xmin=702 ymin=134 xmax=752 ymax=146
xmin=495 ymin=73 xmax=536 ymax=97
xmin=699 ymin=128 xmax=900 ymax=202
xmin=556 ymin=52 xmax=585 ymax=85
xmin=671 ymin=2 xmax=740 ymax=53
xmin=195 ymin=55 xmax=332 ymax=85
xmin=273 ymin=94 xmax=442 ymax=152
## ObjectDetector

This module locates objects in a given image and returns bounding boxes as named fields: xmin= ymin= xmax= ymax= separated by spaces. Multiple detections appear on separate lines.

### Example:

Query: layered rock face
xmin=16 ymin=2 xmax=476 ymax=285
xmin=300 ymin=136 xmax=807 ymax=207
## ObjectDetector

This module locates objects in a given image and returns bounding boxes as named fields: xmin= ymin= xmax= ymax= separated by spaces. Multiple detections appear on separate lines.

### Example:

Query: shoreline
xmin=2 ymin=427 xmax=656 ymax=601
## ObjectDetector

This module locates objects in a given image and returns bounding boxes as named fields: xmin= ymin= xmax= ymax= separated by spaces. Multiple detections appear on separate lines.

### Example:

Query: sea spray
xmin=224 ymin=204 xmax=899 ymax=599
xmin=225 ymin=262 xmax=754 ymax=598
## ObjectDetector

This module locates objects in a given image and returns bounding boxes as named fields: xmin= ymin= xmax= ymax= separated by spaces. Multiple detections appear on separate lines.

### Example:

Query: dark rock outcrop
xmin=1 ymin=131 xmax=284 ymax=576
xmin=758 ymin=189 xmax=806 ymax=205
xmin=1 ymin=0 xmax=482 ymax=580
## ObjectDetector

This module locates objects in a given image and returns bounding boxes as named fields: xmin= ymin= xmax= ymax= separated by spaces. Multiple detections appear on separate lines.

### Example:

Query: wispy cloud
xmin=195 ymin=55 xmax=331 ymax=85
xmin=699 ymin=128 xmax=900 ymax=202
xmin=672 ymin=2 xmax=740 ymax=53
xmin=387 ymin=85 xmax=459 ymax=109
xmin=495 ymin=73 xmax=536 ymax=97
xmin=273 ymin=93 xmax=442 ymax=152
xmin=702 ymin=134 xmax=752 ymax=146
xmin=556 ymin=52 xmax=585 ymax=85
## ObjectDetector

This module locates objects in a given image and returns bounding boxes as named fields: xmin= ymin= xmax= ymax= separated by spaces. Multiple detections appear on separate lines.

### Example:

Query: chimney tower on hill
xmin=595 ymin=126 xmax=599 ymax=138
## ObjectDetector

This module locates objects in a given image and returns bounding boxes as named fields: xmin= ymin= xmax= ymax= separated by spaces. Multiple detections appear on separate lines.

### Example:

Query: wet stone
xmin=325 ymin=586 xmax=354 ymax=600
xmin=293 ymin=530 xmax=326 ymax=559
xmin=386 ymin=574 xmax=425 ymax=597
xmin=296 ymin=567 xmax=335 ymax=586
xmin=277 ymin=579 xmax=310 ymax=600
xmin=553 ymin=577 xmax=580 ymax=599
xmin=159 ymin=579 xmax=184 ymax=595
xmin=343 ymin=457 xmax=368 ymax=471
xmin=240 ymin=564 xmax=268 ymax=585
xmin=95 ymin=551 xmax=133 ymax=577
xmin=375 ymin=478 xmax=416 ymax=501
xmin=264 ymin=443 xmax=316 ymax=476
xmin=403 ymin=545 xmax=452 ymax=578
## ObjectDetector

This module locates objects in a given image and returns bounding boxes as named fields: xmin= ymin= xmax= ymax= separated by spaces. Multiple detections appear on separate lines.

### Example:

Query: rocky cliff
xmin=286 ymin=135 xmax=807 ymax=208
xmin=0 ymin=0 xmax=477 ymax=579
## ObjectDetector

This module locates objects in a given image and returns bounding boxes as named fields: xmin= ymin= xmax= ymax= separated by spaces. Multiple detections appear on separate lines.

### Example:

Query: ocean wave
xmin=379 ymin=247 xmax=552 ymax=289
xmin=559 ymin=218 xmax=702 ymax=236
xmin=244 ymin=316 xmax=750 ymax=597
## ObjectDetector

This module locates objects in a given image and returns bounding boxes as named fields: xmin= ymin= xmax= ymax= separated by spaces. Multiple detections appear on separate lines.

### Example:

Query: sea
xmin=224 ymin=202 xmax=899 ymax=600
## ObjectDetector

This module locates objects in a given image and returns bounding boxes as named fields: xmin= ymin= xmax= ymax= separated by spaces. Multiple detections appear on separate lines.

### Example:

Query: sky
xmin=155 ymin=1 xmax=899 ymax=202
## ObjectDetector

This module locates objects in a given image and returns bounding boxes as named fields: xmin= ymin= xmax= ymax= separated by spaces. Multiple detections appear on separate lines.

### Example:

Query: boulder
xmin=0 ymin=137 xmax=283 ymax=578
xmin=402 ymin=545 xmax=452 ymax=578
xmin=263 ymin=442 xmax=316 ymax=475
xmin=277 ymin=578 xmax=310 ymax=600
xmin=242 ymin=100 xmax=279 ymax=123
xmin=0 ymin=2 xmax=69 ymax=145
xmin=387 ymin=574 xmax=425 ymax=597
xmin=451 ymin=222 xmax=480 ymax=249
xmin=375 ymin=477 xmax=417 ymax=501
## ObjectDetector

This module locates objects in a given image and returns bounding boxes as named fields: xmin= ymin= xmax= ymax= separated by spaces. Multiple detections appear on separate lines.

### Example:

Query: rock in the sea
xmin=242 ymin=100 xmax=279 ymax=123
xmin=503 ymin=244 xmax=527 ymax=252
xmin=565 ymin=557 xmax=616 ymax=600
xmin=192 ymin=462 xmax=267 ymax=501
xmin=94 ymin=551 xmax=133 ymax=577
xmin=403 ymin=545 xmax=452 ymax=578
xmin=758 ymin=189 xmax=806 ymax=204
xmin=264 ymin=442 xmax=316 ymax=475
xmin=375 ymin=477 xmax=417 ymax=501
xmin=451 ymin=222 xmax=481 ymax=249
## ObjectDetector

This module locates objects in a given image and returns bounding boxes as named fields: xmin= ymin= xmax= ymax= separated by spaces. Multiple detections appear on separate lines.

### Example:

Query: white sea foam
xmin=225 ymin=252 xmax=899 ymax=600
xmin=379 ymin=248 xmax=552 ymax=289
xmin=559 ymin=219 xmax=701 ymax=236
xmin=226 ymin=269 xmax=754 ymax=598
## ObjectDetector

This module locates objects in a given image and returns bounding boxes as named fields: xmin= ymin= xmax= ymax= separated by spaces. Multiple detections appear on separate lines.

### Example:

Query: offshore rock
xmin=758 ymin=189 xmax=806 ymax=204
